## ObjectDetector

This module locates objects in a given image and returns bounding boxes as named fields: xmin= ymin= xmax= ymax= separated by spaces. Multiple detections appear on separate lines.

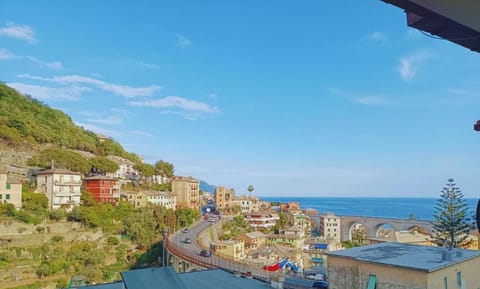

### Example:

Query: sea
xmin=260 ymin=197 xmax=479 ymax=221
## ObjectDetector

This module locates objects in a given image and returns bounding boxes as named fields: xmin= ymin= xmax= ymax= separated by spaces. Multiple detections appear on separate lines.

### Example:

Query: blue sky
xmin=1 ymin=1 xmax=480 ymax=198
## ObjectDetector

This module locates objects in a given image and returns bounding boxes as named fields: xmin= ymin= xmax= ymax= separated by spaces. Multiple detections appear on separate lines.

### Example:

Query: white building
xmin=233 ymin=195 xmax=260 ymax=214
xmin=320 ymin=213 xmax=341 ymax=243
xmin=146 ymin=191 xmax=176 ymax=210
xmin=245 ymin=213 xmax=280 ymax=230
xmin=36 ymin=168 xmax=82 ymax=211
xmin=106 ymin=155 xmax=139 ymax=180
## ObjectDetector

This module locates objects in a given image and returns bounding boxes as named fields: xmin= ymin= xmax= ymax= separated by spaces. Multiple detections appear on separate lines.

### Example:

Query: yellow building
xmin=0 ymin=173 xmax=22 ymax=209
xmin=125 ymin=191 xmax=148 ymax=208
xmin=236 ymin=231 xmax=266 ymax=251
xmin=214 ymin=186 xmax=235 ymax=213
xmin=214 ymin=240 xmax=245 ymax=260
xmin=171 ymin=176 xmax=200 ymax=211
xmin=326 ymin=242 xmax=480 ymax=289
xmin=267 ymin=226 xmax=305 ymax=250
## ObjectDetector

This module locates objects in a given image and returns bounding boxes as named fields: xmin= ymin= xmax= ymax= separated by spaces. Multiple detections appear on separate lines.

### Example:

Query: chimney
xmin=51 ymin=160 xmax=55 ymax=169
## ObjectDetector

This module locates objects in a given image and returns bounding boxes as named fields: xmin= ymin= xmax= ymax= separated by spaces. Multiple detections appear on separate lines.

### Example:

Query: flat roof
xmin=326 ymin=242 xmax=480 ymax=272
xmin=179 ymin=269 xmax=268 ymax=289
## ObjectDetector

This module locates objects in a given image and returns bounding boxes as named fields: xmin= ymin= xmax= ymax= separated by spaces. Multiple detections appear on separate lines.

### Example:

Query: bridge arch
xmin=374 ymin=223 xmax=395 ymax=238
xmin=339 ymin=215 xmax=433 ymax=242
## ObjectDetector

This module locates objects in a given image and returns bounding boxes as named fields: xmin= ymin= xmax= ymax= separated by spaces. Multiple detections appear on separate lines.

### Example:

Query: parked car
xmin=200 ymin=250 xmax=211 ymax=257
xmin=208 ymin=218 xmax=216 ymax=222
xmin=182 ymin=228 xmax=190 ymax=233
xmin=184 ymin=238 xmax=192 ymax=244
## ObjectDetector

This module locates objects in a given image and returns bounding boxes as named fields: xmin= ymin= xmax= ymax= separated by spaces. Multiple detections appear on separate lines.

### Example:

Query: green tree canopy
xmin=89 ymin=157 xmax=120 ymax=174
xmin=432 ymin=178 xmax=473 ymax=248
xmin=27 ymin=148 xmax=91 ymax=173
xmin=135 ymin=163 xmax=156 ymax=178
xmin=154 ymin=160 xmax=175 ymax=177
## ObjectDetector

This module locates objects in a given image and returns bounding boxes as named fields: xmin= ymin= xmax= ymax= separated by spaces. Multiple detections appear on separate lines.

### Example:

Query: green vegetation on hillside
xmin=0 ymin=83 xmax=140 ymax=164
xmin=0 ymin=84 xmax=98 ymax=151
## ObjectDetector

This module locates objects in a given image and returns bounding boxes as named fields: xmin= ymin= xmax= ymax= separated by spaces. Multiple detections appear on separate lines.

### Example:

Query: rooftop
xmin=326 ymin=242 xmax=480 ymax=272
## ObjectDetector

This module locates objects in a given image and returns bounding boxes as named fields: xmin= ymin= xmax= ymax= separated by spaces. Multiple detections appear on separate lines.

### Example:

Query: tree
xmin=432 ymin=178 xmax=473 ymax=248
xmin=247 ymin=184 xmax=254 ymax=195
xmin=154 ymin=160 xmax=175 ymax=177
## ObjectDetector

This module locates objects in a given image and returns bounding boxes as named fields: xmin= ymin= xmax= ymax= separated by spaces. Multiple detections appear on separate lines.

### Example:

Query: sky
xmin=1 ymin=1 xmax=480 ymax=198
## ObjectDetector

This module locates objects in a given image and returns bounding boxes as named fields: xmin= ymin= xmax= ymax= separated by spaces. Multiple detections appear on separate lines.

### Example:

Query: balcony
xmin=54 ymin=180 xmax=82 ymax=186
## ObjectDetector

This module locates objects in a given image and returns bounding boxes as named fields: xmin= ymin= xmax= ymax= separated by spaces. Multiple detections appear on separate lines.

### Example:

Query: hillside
xmin=0 ymin=84 xmax=141 ymax=169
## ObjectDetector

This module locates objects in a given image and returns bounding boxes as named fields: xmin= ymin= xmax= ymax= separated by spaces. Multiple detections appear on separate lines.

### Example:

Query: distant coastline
xmin=261 ymin=196 xmax=478 ymax=221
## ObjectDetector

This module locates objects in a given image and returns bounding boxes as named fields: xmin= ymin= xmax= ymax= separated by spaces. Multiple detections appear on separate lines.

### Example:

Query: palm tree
xmin=247 ymin=184 xmax=254 ymax=197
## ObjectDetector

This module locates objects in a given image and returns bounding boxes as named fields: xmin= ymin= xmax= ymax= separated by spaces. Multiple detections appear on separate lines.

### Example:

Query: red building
xmin=83 ymin=175 xmax=119 ymax=203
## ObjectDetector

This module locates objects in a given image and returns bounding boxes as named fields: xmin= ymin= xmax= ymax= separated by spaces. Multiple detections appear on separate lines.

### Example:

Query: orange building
xmin=83 ymin=175 xmax=119 ymax=203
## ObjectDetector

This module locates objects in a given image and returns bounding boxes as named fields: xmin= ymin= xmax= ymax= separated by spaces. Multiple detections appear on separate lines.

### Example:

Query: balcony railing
xmin=54 ymin=180 xmax=82 ymax=186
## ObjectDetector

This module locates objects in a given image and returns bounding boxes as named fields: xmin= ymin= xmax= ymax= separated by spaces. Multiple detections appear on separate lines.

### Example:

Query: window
xmin=0 ymin=194 xmax=2 ymax=199
xmin=6 ymin=194 xmax=10 ymax=200
xmin=6 ymin=184 xmax=10 ymax=189
xmin=456 ymin=272 xmax=462 ymax=287
xmin=444 ymin=277 xmax=448 ymax=289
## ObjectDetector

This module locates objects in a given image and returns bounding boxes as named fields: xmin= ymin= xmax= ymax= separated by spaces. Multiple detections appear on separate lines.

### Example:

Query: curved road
xmin=166 ymin=216 xmax=274 ymax=281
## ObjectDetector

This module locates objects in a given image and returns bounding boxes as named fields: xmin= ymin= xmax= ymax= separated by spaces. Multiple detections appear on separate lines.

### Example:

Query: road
xmin=166 ymin=216 xmax=274 ymax=281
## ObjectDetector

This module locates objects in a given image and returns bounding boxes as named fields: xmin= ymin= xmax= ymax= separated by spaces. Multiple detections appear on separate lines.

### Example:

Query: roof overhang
xmin=382 ymin=0 xmax=480 ymax=52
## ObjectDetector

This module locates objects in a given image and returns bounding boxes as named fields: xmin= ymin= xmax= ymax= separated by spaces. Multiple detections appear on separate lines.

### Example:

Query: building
xmin=214 ymin=186 xmax=235 ymax=213
xmin=267 ymin=226 xmax=305 ymax=250
xmin=326 ymin=242 xmax=480 ymax=289
xmin=78 ymin=266 xmax=269 ymax=289
xmin=245 ymin=213 xmax=280 ymax=231
xmin=233 ymin=195 xmax=260 ymax=214
xmin=319 ymin=213 xmax=341 ymax=243
xmin=290 ymin=213 xmax=312 ymax=237
xmin=0 ymin=173 xmax=22 ymax=209
xmin=145 ymin=191 xmax=176 ymax=210
xmin=214 ymin=240 xmax=246 ymax=260
xmin=236 ymin=231 xmax=267 ymax=251
xmin=381 ymin=0 xmax=480 ymax=53
xmin=125 ymin=191 xmax=148 ymax=208
xmin=36 ymin=168 xmax=82 ymax=211
xmin=83 ymin=175 xmax=119 ymax=203
xmin=105 ymin=155 xmax=138 ymax=180
xmin=171 ymin=176 xmax=200 ymax=211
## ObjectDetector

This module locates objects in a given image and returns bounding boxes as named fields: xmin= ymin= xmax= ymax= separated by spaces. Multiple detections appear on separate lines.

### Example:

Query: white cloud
xmin=129 ymin=130 xmax=152 ymax=137
xmin=87 ymin=116 xmax=122 ymax=125
xmin=26 ymin=56 xmax=63 ymax=69
xmin=354 ymin=95 xmax=388 ymax=105
xmin=7 ymin=82 xmax=89 ymax=101
xmin=75 ymin=122 xmax=121 ymax=138
xmin=398 ymin=50 xmax=432 ymax=81
xmin=0 ymin=48 xmax=16 ymax=60
xmin=0 ymin=22 xmax=37 ymax=44
xmin=128 ymin=96 xmax=219 ymax=114
xmin=130 ymin=59 xmax=160 ymax=69
xmin=17 ymin=73 xmax=161 ymax=98
xmin=330 ymin=87 xmax=389 ymax=106
xmin=368 ymin=31 xmax=388 ymax=43
xmin=176 ymin=34 xmax=192 ymax=48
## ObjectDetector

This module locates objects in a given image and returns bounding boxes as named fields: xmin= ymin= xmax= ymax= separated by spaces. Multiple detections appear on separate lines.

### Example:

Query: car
xmin=184 ymin=238 xmax=192 ymax=244
xmin=208 ymin=218 xmax=216 ymax=222
xmin=182 ymin=228 xmax=190 ymax=233
xmin=199 ymin=249 xmax=211 ymax=257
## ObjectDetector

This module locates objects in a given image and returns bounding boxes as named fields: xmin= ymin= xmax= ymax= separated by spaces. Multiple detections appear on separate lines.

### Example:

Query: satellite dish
xmin=477 ymin=199 xmax=480 ymax=231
